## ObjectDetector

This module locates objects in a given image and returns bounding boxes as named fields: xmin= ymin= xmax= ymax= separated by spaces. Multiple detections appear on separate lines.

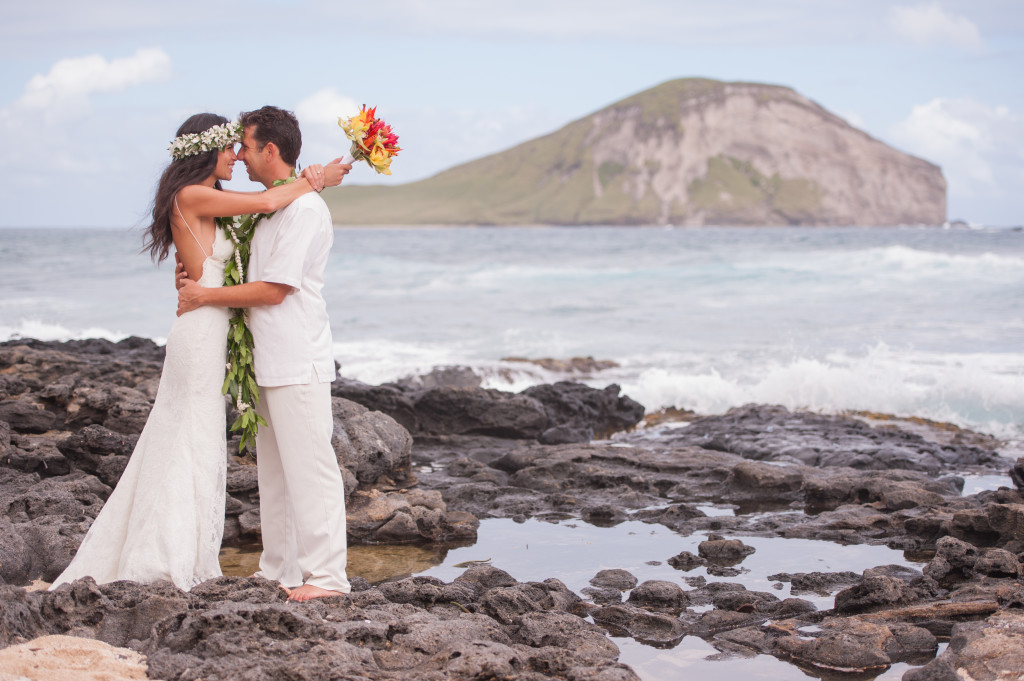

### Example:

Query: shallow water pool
xmin=220 ymin=517 xmax=933 ymax=680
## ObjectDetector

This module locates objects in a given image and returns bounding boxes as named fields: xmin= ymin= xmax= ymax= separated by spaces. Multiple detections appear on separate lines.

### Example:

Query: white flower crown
xmin=168 ymin=121 xmax=243 ymax=160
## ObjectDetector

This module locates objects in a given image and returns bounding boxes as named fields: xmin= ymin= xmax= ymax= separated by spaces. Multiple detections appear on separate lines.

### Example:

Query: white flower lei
xmin=168 ymin=121 xmax=243 ymax=160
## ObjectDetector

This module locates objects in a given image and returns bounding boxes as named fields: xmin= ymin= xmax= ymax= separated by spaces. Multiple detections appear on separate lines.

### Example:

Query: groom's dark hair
xmin=239 ymin=106 xmax=302 ymax=166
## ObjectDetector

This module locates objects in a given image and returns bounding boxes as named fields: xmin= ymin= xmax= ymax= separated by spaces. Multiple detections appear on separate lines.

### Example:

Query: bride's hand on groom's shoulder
xmin=300 ymin=164 xmax=326 ymax=192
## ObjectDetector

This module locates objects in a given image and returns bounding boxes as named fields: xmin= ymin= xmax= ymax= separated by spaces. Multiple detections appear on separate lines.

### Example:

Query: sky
xmin=1 ymin=0 xmax=1022 ymax=228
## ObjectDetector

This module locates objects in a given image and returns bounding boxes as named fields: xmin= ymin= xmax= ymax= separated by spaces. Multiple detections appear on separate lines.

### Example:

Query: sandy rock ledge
xmin=0 ymin=634 xmax=149 ymax=681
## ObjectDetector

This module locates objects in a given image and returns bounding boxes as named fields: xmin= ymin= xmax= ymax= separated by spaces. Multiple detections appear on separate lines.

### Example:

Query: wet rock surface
xmin=1 ymin=568 xmax=639 ymax=681
xmin=768 ymin=569 xmax=864 ymax=595
xmin=405 ymin=403 xmax=1021 ymax=678
xmin=903 ymin=608 xmax=1024 ymax=681
xmin=334 ymin=372 xmax=645 ymax=444
xmin=663 ymin=404 xmax=1003 ymax=473
xmin=3 ymin=341 xmax=1024 ymax=680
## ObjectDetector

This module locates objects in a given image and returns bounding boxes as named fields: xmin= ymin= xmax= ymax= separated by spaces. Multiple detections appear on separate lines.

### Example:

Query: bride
xmin=50 ymin=113 xmax=348 ymax=591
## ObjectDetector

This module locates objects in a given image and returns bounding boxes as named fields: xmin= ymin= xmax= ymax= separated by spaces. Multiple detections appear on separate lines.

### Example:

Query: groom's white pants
xmin=253 ymin=377 xmax=350 ymax=593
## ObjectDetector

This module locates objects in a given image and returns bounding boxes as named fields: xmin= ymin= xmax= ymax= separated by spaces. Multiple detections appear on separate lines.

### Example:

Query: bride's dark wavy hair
xmin=144 ymin=113 xmax=229 ymax=263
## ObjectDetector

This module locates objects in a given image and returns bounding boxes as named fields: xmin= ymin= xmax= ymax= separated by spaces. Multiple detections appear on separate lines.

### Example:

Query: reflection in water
xmin=220 ymin=542 xmax=452 ymax=584
xmin=219 ymin=544 xmax=262 ymax=577
xmin=621 ymin=636 xmax=925 ymax=681
xmin=346 ymin=543 xmax=453 ymax=582
xmin=417 ymin=519 xmax=926 ymax=608
xmin=960 ymin=474 xmax=1013 ymax=495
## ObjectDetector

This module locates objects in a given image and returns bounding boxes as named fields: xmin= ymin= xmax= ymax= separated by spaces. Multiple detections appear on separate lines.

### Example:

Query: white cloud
xmin=891 ymin=97 xmax=1024 ymax=197
xmin=296 ymin=86 xmax=360 ymax=131
xmin=0 ymin=47 xmax=178 ymax=228
xmin=14 ymin=47 xmax=172 ymax=113
xmin=887 ymin=3 xmax=982 ymax=49
xmin=1 ymin=48 xmax=174 ymax=178
xmin=295 ymin=87 xmax=361 ymax=128
xmin=294 ymin=87 xmax=362 ymax=168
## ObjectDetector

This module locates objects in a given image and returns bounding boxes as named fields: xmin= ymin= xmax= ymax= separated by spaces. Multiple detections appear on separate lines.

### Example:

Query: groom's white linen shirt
xmin=247 ymin=192 xmax=336 ymax=387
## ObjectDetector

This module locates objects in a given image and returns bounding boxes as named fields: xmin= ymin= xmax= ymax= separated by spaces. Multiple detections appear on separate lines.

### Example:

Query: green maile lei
xmin=217 ymin=173 xmax=297 ymax=453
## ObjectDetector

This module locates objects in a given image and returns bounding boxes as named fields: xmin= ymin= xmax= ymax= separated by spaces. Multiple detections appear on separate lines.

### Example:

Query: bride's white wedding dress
xmin=51 ymin=228 xmax=233 ymax=591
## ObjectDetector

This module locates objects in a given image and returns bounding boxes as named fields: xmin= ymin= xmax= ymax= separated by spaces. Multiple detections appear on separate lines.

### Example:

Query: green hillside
xmin=323 ymin=79 xmax=727 ymax=226
xmin=324 ymin=118 xmax=603 ymax=225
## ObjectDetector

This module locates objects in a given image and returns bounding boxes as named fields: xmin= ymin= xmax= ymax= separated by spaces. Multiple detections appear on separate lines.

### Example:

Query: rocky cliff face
xmin=584 ymin=79 xmax=946 ymax=226
xmin=328 ymin=78 xmax=946 ymax=226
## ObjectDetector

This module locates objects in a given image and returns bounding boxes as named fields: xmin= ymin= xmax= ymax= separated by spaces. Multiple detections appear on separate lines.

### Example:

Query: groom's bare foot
xmin=285 ymin=584 xmax=345 ymax=602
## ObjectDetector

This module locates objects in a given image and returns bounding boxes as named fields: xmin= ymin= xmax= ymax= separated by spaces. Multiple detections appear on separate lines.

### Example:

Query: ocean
xmin=2 ymin=225 xmax=1022 ymax=447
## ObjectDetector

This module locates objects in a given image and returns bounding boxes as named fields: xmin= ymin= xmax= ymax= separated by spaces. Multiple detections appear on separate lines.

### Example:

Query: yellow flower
xmin=369 ymin=145 xmax=392 ymax=175
xmin=338 ymin=115 xmax=369 ymax=145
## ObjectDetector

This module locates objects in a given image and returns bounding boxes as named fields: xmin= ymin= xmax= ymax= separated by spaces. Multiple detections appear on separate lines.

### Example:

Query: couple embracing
xmin=51 ymin=106 xmax=351 ymax=602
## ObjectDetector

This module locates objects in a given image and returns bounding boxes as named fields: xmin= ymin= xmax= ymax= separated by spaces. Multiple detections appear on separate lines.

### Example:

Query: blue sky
xmin=1 ymin=0 xmax=1022 ymax=227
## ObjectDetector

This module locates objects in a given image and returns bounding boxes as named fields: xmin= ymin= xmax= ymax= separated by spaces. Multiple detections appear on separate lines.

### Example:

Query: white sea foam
xmin=333 ymin=338 xmax=475 ymax=385
xmin=384 ymin=263 xmax=637 ymax=297
xmin=872 ymin=245 xmax=1024 ymax=271
xmin=0 ymin=319 xmax=130 ymax=344
xmin=616 ymin=344 xmax=1024 ymax=441
xmin=0 ymin=318 xmax=169 ymax=346
xmin=732 ymin=244 xmax=1024 ymax=279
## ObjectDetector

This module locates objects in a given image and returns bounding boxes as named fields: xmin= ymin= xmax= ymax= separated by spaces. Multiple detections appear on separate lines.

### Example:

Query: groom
xmin=178 ymin=106 xmax=351 ymax=601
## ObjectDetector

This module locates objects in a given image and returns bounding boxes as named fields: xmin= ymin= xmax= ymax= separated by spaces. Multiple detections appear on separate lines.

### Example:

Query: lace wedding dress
xmin=51 ymin=229 xmax=234 ymax=591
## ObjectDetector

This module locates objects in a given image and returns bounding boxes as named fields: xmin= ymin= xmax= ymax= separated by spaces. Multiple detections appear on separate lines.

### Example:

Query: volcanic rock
xmin=589 ymin=569 xmax=638 ymax=591
xmin=698 ymin=537 xmax=756 ymax=565
xmin=904 ymin=610 xmax=1024 ymax=681
xmin=626 ymin=580 xmax=689 ymax=612
xmin=668 ymin=404 xmax=1000 ymax=473
xmin=522 ymin=382 xmax=645 ymax=443
xmin=834 ymin=575 xmax=915 ymax=614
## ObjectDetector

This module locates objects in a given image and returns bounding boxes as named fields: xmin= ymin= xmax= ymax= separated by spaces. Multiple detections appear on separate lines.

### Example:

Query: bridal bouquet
xmin=338 ymin=105 xmax=401 ymax=175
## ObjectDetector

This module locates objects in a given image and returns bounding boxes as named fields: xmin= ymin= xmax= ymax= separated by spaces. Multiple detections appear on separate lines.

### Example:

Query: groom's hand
xmin=300 ymin=159 xmax=350 ymax=192
xmin=177 ymin=278 xmax=203 ymax=317
xmin=174 ymin=254 xmax=188 ymax=290
xmin=323 ymin=157 xmax=352 ymax=188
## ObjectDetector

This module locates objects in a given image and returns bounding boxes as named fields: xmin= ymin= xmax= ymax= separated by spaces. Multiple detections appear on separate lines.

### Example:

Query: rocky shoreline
xmin=1 ymin=337 xmax=1022 ymax=680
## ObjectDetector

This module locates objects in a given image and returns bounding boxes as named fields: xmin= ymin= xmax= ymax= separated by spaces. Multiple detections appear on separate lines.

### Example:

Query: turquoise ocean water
xmin=2 ymin=225 xmax=1022 ymax=446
